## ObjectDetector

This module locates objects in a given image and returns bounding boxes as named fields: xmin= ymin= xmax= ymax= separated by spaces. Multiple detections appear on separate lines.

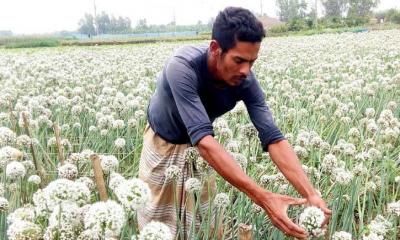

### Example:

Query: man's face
xmin=213 ymin=40 xmax=261 ymax=86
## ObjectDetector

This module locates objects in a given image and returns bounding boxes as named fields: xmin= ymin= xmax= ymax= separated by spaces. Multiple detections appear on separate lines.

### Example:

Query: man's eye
xmin=235 ymin=59 xmax=243 ymax=64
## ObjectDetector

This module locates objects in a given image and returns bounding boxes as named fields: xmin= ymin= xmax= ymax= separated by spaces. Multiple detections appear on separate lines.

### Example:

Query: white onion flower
xmin=0 ymin=197 xmax=9 ymax=211
xmin=6 ymin=161 xmax=26 ymax=180
xmin=27 ymin=175 xmax=41 ymax=185
xmin=213 ymin=193 xmax=229 ymax=209
xmin=387 ymin=201 xmax=400 ymax=216
xmin=115 ymin=178 xmax=151 ymax=211
xmin=43 ymin=179 xmax=90 ymax=211
xmin=84 ymin=200 xmax=126 ymax=238
xmin=58 ymin=162 xmax=78 ymax=179
xmin=164 ymin=165 xmax=182 ymax=181
xmin=7 ymin=220 xmax=42 ymax=240
xmin=7 ymin=206 xmax=36 ymax=225
xmin=185 ymin=178 xmax=202 ymax=193
xmin=109 ymin=172 xmax=126 ymax=190
xmin=0 ymin=146 xmax=23 ymax=168
xmin=100 ymin=155 xmax=119 ymax=174
xmin=138 ymin=221 xmax=172 ymax=240
xmin=0 ymin=127 xmax=16 ymax=146
xmin=183 ymin=147 xmax=199 ymax=163
xmin=114 ymin=138 xmax=126 ymax=149
xmin=332 ymin=231 xmax=352 ymax=240
xmin=299 ymin=206 xmax=325 ymax=237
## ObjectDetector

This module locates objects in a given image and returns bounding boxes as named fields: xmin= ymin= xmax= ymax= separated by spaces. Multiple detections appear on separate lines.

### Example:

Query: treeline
xmin=78 ymin=11 xmax=213 ymax=35
xmin=272 ymin=0 xmax=386 ymax=33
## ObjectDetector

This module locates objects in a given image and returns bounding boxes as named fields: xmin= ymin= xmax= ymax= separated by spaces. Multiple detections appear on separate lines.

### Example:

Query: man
xmin=138 ymin=6 xmax=331 ymax=239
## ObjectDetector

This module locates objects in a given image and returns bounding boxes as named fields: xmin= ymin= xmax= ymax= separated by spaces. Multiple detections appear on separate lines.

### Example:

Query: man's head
xmin=209 ymin=7 xmax=265 ymax=86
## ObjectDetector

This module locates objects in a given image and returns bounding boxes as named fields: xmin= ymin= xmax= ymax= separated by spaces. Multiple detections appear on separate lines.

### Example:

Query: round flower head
xmin=7 ymin=205 xmax=36 ymax=225
xmin=77 ymin=229 xmax=103 ymax=240
xmin=195 ymin=156 xmax=211 ymax=174
xmin=183 ymin=147 xmax=199 ymax=164
xmin=27 ymin=175 xmax=41 ymax=185
xmin=100 ymin=155 xmax=119 ymax=174
xmin=184 ymin=178 xmax=202 ymax=193
xmin=213 ymin=193 xmax=229 ymax=209
xmin=368 ymin=214 xmax=391 ymax=236
xmin=16 ymin=134 xmax=31 ymax=147
xmin=84 ymin=200 xmax=126 ymax=238
xmin=321 ymin=154 xmax=337 ymax=172
xmin=164 ymin=165 xmax=182 ymax=181
xmin=76 ymin=176 xmax=96 ymax=191
xmin=332 ymin=231 xmax=352 ymax=240
xmin=6 ymin=161 xmax=26 ymax=180
xmin=230 ymin=152 xmax=248 ymax=170
xmin=138 ymin=221 xmax=172 ymax=240
xmin=109 ymin=172 xmax=126 ymax=190
xmin=332 ymin=167 xmax=353 ymax=185
xmin=299 ymin=206 xmax=325 ymax=237
xmin=114 ymin=138 xmax=126 ymax=149
xmin=387 ymin=201 xmax=400 ymax=216
xmin=0 ymin=146 xmax=23 ymax=168
xmin=0 ymin=197 xmax=9 ymax=211
xmin=48 ymin=201 xmax=82 ymax=232
xmin=58 ymin=162 xmax=78 ymax=179
xmin=362 ymin=232 xmax=384 ymax=240
xmin=7 ymin=220 xmax=42 ymax=240
xmin=0 ymin=127 xmax=16 ymax=147
xmin=43 ymin=179 xmax=91 ymax=211
xmin=115 ymin=178 xmax=151 ymax=211
xmin=240 ymin=123 xmax=257 ymax=139
xmin=32 ymin=189 xmax=49 ymax=218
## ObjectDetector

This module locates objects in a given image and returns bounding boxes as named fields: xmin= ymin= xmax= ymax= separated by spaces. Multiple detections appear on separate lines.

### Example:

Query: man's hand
xmin=306 ymin=194 xmax=332 ymax=227
xmin=257 ymin=191 xmax=308 ymax=239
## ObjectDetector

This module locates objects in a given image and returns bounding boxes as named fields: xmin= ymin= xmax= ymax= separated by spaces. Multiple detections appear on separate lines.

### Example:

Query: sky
xmin=0 ymin=0 xmax=399 ymax=34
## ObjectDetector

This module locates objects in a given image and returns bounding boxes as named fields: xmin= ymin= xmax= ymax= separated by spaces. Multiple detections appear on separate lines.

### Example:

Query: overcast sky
xmin=1 ymin=0 xmax=399 ymax=34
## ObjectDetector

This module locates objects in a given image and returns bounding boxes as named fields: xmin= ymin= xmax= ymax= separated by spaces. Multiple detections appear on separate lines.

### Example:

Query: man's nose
xmin=239 ymin=62 xmax=251 ymax=76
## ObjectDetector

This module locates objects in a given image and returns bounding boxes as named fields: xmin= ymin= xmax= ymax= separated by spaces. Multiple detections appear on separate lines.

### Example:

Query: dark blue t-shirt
xmin=147 ymin=45 xmax=284 ymax=151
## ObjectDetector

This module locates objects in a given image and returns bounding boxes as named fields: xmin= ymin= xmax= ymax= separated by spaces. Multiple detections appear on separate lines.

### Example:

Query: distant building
xmin=258 ymin=15 xmax=284 ymax=29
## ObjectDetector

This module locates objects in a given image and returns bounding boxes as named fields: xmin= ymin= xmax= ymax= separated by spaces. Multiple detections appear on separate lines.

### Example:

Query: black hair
xmin=212 ymin=7 xmax=265 ymax=52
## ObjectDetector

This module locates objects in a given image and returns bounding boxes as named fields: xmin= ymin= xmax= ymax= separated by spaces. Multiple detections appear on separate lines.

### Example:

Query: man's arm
xmin=197 ymin=135 xmax=308 ymax=239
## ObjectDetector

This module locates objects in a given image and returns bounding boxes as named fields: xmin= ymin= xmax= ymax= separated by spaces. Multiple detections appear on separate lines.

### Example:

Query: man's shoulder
xmin=173 ymin=45 xmax=208 ymax=64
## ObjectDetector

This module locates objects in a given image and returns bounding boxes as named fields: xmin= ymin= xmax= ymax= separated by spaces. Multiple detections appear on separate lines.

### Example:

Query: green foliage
xmin=3 ymin=38 xmax=60 ymax=49
xmin=276 ymin=0 xmax=308 ymax=22
xmin=268 ymin=24 xmax=290 ymax=34
xmin=322 ymin=0 xmax=349 ymax=18
xmin=348 ymin=0 xmax=380 ymax=18
xmin=378 ymin=9 xmax=400 ymax=24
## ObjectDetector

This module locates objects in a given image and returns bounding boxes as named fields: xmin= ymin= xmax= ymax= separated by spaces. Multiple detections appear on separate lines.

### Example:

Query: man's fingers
xmin=321 ymin=213 xmax=331 ymax=227
xmin=289 ymin=197 xmax=307 ymax=206
xmin=273 ymin=217 xmax=307 ymax=239
xmin=321 ymin=206 xmax=332 ymax=215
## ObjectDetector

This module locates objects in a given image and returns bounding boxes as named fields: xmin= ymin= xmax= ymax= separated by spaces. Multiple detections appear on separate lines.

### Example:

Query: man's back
xmin=147 ymin=45 xmax=278 ymax=148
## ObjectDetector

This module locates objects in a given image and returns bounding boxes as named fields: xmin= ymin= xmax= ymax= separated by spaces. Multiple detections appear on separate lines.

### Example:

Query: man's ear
xmin=209 ymin=40 xmax=221 ymax=57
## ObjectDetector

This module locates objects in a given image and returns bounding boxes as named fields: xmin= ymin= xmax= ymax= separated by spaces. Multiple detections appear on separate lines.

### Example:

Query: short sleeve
xmin=241 ymin=75 xmax=285 ymax=151
xmin=165 ymin=57 xmax=214 ymax=145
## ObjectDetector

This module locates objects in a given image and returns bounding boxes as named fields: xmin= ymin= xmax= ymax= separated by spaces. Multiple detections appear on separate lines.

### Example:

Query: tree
xmin=276 ymin=0 xmax=308 ymax=22
xmin=348 ymin=0 xmax=379 ymax=17
xmin=78 ymin=12 xmax=132 ymax=35
xmin=322 ymin=0 xmax=349 ymax=17
xmin=78 ymin=13 xmax=96 ymax=35
xmin=96 ymin=11 xmax=111 ymax=34
xmin=136 ymin=18 xmax=148 ymax=32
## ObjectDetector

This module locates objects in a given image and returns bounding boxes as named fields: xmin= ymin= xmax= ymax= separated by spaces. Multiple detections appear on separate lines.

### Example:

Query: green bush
xmin=268 ymin=24 xmax=289 ymax=34
xmin=288 ymin=18 xmax=309 ymax=31
xmin=4 ymin=38 xmax=60 ymax=49
xmin=388 ymin=11 xmax=400 ymax=24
